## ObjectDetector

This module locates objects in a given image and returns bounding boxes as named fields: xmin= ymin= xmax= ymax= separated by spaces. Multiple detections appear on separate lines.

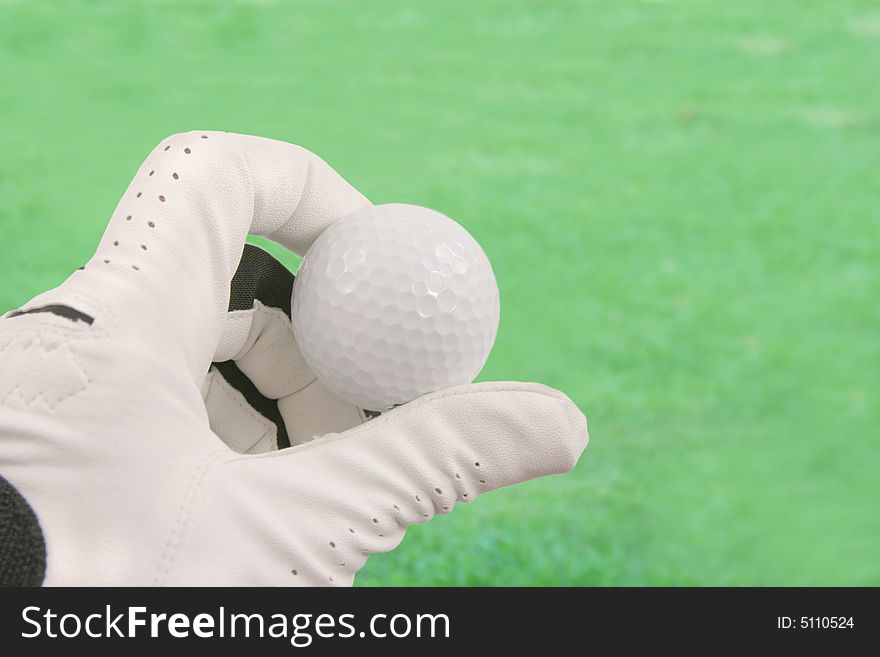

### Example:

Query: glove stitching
xmin=0 ymin=333 xmax=93 ymax=411
xmin=153 ymin=448 xmax=229 ymax=586
xmin=245 ymin=303 xmax=317 ymax=398
xmin=221 ymin=308 xmax=256 ymax=361
xmin=0 ymin=301 xmax=137 ymax=418
xmin=207 ymin=369 xmax=276 ymax=452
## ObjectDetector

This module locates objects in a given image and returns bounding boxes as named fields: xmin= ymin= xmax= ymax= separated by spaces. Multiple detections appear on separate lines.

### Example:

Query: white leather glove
xmin=0 ymin=131 xmax=588 ymax=586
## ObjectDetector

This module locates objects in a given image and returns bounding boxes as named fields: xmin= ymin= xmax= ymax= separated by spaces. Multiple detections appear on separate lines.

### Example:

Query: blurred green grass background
xmin=1 ymin=0 xmax=878 ymax=585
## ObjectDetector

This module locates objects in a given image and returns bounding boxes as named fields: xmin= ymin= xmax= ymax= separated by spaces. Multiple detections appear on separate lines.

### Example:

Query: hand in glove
xmin=0 ymin=132 xmax=588 ymax=586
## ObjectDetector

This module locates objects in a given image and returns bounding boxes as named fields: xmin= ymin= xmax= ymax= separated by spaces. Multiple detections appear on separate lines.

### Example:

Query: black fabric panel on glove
xmin=0 ymin=473 xmax=46 ymax=587
xmin=228 ymin=243 xmax=294 ymax=315
xmin=214 ymin=243 xmax=296 ymax=449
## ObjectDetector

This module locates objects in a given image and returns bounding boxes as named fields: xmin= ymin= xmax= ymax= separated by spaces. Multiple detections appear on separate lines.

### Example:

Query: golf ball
xmin=292 ymin=203 xmax=500 ymax=411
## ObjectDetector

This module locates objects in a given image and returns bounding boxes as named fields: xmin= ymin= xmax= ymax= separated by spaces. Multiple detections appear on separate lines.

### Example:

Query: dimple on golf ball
xmin=292 ymin=203 xmax=500 ymax=411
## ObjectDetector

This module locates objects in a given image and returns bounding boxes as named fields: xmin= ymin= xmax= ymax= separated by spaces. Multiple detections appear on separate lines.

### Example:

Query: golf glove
xmin=0 ymin=131 xmax=588 ymax=586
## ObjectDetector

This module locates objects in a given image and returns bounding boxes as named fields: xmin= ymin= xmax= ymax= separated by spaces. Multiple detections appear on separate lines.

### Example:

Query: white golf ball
xmin=292 ymin=203 xmax=500 ymax=411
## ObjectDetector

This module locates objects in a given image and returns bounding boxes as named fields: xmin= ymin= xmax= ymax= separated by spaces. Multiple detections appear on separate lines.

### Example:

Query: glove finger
xmin=202 ymin=381 xmax=588 ymax=586
xmin=14 ymin=131 xmax=369 ymax=386
xmin=205 ymin=244 xmax=368 ymax=452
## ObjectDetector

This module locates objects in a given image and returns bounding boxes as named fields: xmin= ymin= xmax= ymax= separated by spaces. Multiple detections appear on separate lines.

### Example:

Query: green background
xmin=1 ymin=0 xmax=877 ymax=585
